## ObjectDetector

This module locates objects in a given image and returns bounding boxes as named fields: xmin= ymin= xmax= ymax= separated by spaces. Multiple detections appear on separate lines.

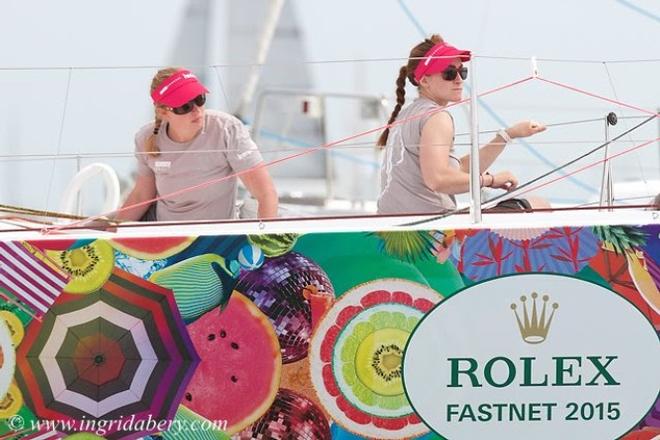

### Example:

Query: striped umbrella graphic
xmin=0 ymin=241 xmax=69 ymax=318
xmin=15 ymin=268 xmax=199 ymax=440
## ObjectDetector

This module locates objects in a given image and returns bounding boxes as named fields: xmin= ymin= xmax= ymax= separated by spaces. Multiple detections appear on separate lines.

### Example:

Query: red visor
xmin=151 ymin=70 xmax=209 ymax=107
xmin=413 ymin=43 xmax=471 ymax=83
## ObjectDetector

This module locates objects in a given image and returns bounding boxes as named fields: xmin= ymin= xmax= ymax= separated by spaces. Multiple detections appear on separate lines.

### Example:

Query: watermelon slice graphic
xmin=184 ymin=291 xmax=281 ymax=435
xmin=110 ymin=236 xmax=195 ymax=260
xmin=310 ymin=279 xmax=442 ymax=439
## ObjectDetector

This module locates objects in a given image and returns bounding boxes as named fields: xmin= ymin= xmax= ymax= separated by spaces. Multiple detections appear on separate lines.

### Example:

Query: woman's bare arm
xmin=240 ymin=166 xmax=279 ymax=219
xmin=114 ymin=174 xmax=157 ymax=221
xmin=419 ymin=112 xmax=471 ymax=194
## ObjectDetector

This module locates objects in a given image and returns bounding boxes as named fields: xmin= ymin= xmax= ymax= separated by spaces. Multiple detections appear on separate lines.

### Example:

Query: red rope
xmin=536 ymin=77 xmax=660 ymax=117
xmin=43 ymin=75 xmax=659 ymax=233
xmin=515 ymin=137 xmax=659 ymax=198
xmin=46 ymin=76 xmax=534 ymax=233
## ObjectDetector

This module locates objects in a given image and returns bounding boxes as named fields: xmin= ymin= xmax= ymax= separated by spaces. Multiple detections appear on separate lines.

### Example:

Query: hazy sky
xmin=0 ymin=0 xmax=658 ymax=209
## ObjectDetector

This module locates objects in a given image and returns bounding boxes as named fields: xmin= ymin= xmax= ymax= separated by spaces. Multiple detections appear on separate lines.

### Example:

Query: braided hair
xmin=377 ymin=34 xmax=445 ymax=147
xmin=145 ymin=67 xmax=180 ymax=156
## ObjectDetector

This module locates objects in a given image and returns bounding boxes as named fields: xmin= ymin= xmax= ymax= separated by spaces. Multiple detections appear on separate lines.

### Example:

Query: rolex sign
xmin=403 ymin=273 xmax=660 ymax=440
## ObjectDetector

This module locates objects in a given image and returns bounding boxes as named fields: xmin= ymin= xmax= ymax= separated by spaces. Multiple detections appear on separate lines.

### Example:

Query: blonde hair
xmin=377 ymin=34 xmax=445 ymax=148
xmin=145 ymin=67 xmax=181 ymax=156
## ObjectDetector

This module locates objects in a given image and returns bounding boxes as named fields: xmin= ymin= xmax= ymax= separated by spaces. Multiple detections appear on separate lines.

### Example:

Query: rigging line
xmin=395 ymin=0 xmax=596 ymax=194
xmin=36 ymin=69 xmax=657 ymax=227
xmin=602 ymin=62 xmax=648 ymax=184
xmin=1 ymin=58 xmax=659 ymax=72
xmin=0 ymin=112 xmax=641 ymax=161
xmin=515 ymin=137 xmax=659 ymax=200
xmin=254 ymin=133 xmax=380 ymax=169
xmin=256 ymin=138 xmax=659 ymax=152
xmin=397 ymin=0 xmax=427 ymax=36
xmin=44 ymin=68 xmax=73 ymax=212
xmin=4 ymin=55 xmax=660 ymax=73
xmin=476 ymin=55 xmax=660 ymax=64
xmin=403 ymin=117 xmax=657 ymax=227
xmin=44 ymin=77 xmax=649 ymax=231
xmin=453 ymin=117 xmax=608 ymax=136
xmin=211 ymin=66 xmax=233 ymax=115
xmin=2 ymin=138 xmax=656 ymax=162
xmin=45 ymin=76 xmax=534 ymax=233
xmin=465 ymin=82 xmax=597 ymax=194
xmin=482 ymin=116 xmax=657 ymax=205
xmin=0 ymin=58 xmax=419 ymax=71
xmin=536 ymin=76 xmax=660 ymax=116
xmin=603 ymin=59 xmax=660 ymax=64
xmin=248 ymin=114 xmax=612 ymax=150
xmin=13 ymin=129 xmax=656 ymax=160
xmin=619 ymin=115 xmax=658 ymax=120
xmin=615 ymin=0 xmax=660 ymax=23
xmin=579 ymin=195 xmax=659 ymax=207
xmin=2 ymin=139 xmax=657 ymax=166
xmin=0 ymin=114 xmax=650 ymax=165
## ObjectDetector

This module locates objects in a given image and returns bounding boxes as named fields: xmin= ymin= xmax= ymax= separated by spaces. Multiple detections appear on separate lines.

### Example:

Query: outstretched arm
xmin=420 ymin=113 xmax=522 ymax=194
xmin=115 ymin=174 xmax=157 ymax=221
xmin=459 ymin=121 xmax=546 ymax=173
xmin=240 ymin=166 xmax=279 ymax=219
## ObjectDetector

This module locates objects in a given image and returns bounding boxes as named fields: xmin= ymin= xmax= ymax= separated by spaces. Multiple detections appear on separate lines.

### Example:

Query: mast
xmin=235 ymin=0 xmax=286 ymax=119
xmin=170 ymin=0 xmax=212 ymax=83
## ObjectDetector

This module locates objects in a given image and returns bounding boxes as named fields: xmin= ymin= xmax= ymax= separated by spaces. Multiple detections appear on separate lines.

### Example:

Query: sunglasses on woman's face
xmin=441 ymin=66 xmax=468 ymax=81
xmin=169 ymin=94 xmax=206 ymax=115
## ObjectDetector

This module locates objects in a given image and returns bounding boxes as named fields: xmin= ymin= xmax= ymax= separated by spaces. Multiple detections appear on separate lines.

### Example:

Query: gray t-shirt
xmin=135 ymin=109 xmax=263 ymax=221
xmin=377 ymin=97 xmax=461 ymax=215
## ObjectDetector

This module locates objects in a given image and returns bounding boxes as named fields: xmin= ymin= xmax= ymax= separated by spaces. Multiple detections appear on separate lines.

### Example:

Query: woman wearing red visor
xmin=118 ymin=67 xmax=278 ymax=221
xmin=377 ymin=35 xmax=547 ymax=215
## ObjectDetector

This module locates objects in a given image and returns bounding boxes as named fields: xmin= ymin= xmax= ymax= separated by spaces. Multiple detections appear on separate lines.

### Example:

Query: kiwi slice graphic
xmin=311 ymin=279 xmax=442 ymax=439
xmin=0 ymin=382 xmax=23 ymax=418
xmin=0 ymin=311 xmax=24 ymax=346
xmin=339 ymin=313 xmax=411 ymax=410
xmin=47 ymin=240 xmax=114 ymax=294
xmin=355 ymin=326 xmax=407 ymax=397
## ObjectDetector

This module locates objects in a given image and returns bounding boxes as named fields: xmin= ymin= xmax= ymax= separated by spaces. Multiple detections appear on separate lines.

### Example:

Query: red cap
xmin=151 ymin=70 xmax=209 ymax=107
xmin=413 ymin=43 xmax=471 ymax=83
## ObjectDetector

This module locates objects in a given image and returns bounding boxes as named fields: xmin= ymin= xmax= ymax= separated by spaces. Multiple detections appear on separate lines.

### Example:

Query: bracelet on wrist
xmin=484 ymin=172 xmax=493 ymax=188
xmin=480 ymin=172 xmax=493 ymax=188
xmin=497 ymin=128 xmax=512 ymax=143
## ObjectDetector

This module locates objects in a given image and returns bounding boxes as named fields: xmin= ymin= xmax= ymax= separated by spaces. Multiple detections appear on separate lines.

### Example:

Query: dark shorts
xmin=139 ymin=203 xmax=158 ymax=222
xmin=487 ymin=198 xmax=532 ymax=212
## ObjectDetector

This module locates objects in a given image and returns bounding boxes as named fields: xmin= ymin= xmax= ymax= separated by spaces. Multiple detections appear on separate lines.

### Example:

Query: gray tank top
xmin=377 ymin=97 xmax=461 ymax=215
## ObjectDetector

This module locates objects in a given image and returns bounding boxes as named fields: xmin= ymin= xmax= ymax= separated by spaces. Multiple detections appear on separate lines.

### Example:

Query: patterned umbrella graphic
xmin=15 ymin=268 xmax=199 ymax=440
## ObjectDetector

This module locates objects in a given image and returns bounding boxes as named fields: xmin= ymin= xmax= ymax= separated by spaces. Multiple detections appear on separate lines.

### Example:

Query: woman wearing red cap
xmin=118 ymin=67 xmax=278 ymax=221
xmin=377 ymin=35 xmax=547 ymax=215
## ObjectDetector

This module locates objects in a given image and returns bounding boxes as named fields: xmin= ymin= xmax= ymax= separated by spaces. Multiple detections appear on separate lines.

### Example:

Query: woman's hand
xmin=79 ymin=216 xmax=118 ymax=232
xmin=490 ymin=171 xmax=519 ymax=191
xmin=506 ymin=120 xmax=546 ymax=139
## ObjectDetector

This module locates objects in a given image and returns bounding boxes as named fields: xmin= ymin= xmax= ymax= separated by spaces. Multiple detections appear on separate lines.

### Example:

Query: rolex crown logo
xmin=510 ymin=292 xmax=558 ymax=344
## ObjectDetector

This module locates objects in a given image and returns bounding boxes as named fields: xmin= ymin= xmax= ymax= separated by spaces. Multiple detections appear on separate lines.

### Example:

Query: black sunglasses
xmin=441 ymin=66 xmax=468 ymax=81
xmin=169 ymin=94 xmax=206 ymax=115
